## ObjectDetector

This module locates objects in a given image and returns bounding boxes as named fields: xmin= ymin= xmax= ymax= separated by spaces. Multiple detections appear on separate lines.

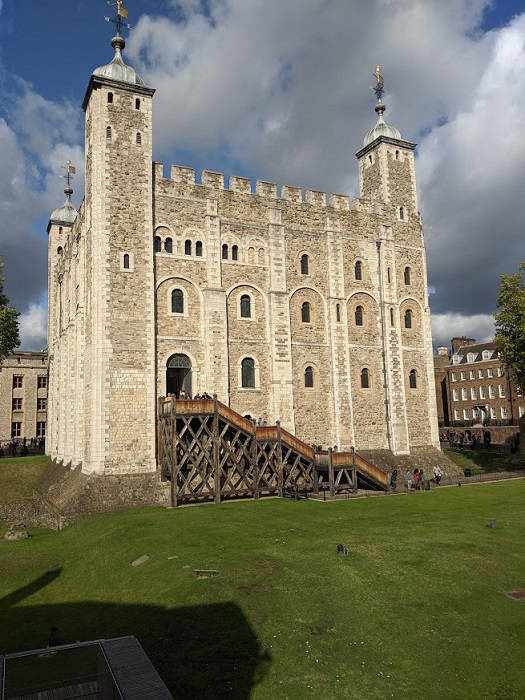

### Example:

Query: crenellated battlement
xmin=153 ymin=161 xmax=353 ymax=211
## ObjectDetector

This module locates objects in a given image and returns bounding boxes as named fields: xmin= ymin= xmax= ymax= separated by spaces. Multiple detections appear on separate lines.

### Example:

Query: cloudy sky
xmin=0 ymin=0 xmax=523 ymax=350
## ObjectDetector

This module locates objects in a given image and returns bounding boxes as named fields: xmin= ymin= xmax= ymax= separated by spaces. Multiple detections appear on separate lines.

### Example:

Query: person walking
xmin=404 ymin=469 xmax=412 ymax=491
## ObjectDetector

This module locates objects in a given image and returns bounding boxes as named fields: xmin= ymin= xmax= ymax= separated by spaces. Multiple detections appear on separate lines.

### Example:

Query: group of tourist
xmin=0 ymin=437 xmax=45 ymax=458
xmin=174 ymin=390 xmax=213 ymax=400
xmin=440 ymin=429 xmax=490 ymax=449
xmin=399 ymin=464 xmax=444 ymax=491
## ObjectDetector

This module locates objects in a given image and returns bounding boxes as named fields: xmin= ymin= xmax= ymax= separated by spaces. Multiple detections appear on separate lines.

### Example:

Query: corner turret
xmin=356 ymin=66 xmax=418 ymax=213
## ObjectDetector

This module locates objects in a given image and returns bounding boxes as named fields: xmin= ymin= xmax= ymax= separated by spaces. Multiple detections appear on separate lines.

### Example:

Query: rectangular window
xmin=452 ymin=389 xmax=458 ymax=401
xmin=37 ymin=375 xmax=48 ymax=389
xmin=498 ymin=385 xmax=505 ymax=398
xmin=11 ymin=422 xmax=21 ymax=438
xmin=470 ymin=387 xmax=476 ymax=400
xmin=490 ymin=407 xmax=496 ymax=419
xmin=37 ymin=421 xmax=46 ymax=438
xmin=501 ymin=407 xmax=508 ymax=419
xmin=12 ymin=398 xmax=23 ymax=411
xmin=463 ymin=409 xmax=468 ymax=420
xmin=37 ymin=398 xmax=47 ymax=411
xmin=451 ymin=372 xmax=456 ymax=382
xmin=479 ymin=387 xmax=485 ymax=399
xmin=461 ymin=388 xmax=467 ymax=400
xmin=488 ymin=385 xmax=494 ymax=398
xmin=13 ymin=375 xmax=23 ymax=389
xmin=487 ymin=368 xmax=493 ymax=378
xmin=478 ymin=370 xmax=484 ymax=379
xmin=469 ymin=370 xmax=475 ymax=380
xmin=460 ymin=372 xmax=466 ymax=380
xmin=519 ymin=406 xmax=524 ymax=418
xmin=497 ymin=367 xmax=503 ymax=377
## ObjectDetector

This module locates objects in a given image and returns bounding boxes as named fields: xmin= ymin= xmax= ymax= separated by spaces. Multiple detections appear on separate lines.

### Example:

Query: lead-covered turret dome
xmin=363 ymin=103 xmax=402 ymax=147
xmin=93 ymin=35 xmax=145 ymax=87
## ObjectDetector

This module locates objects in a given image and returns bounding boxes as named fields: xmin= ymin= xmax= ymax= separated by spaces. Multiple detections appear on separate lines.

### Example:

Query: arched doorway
xmin=166 ymin=354 xmax=192 ymax=398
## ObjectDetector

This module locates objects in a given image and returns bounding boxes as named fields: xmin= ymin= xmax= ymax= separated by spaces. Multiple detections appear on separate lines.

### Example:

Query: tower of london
xmin=46 ymin=24 xmax=440 ymax=477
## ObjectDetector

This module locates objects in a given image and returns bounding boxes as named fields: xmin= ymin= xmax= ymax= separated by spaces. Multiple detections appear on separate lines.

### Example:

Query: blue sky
xmin=0 ymin=0 xmax=524 ymax=348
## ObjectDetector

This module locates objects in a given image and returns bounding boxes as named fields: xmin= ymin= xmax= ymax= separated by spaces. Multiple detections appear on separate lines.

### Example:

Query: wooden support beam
xmin=213 ymin=395 xmax=221 ymax=504
xmin=171 ymin=405 xmax=178 ymax=507
xmin=277 ymin=421 xmax=284 ymax=497
xmin=351 ymin=446 xmax=358 ymax=493
xmin=328 ymin=448 xmax=335 ymax=497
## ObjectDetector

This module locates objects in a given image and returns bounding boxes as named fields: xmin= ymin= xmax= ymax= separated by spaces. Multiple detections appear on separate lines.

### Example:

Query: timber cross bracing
xmin=157 ymin=397 xmax=388 ymax=505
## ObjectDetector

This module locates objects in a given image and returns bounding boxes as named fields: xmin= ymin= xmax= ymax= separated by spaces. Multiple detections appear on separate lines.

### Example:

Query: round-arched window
xmin=404 ymin=266 xmax=411 ymax=285
xmin=240 ymin=294 xmax=251 ymax=319
xmin=304 ymin=366 xmax=314 ymax=388
xmin=196 ymin=241 xmax=203 ymax=257
xmin=154 ymin=236 xmax=162 ymax=253
xmin=301 ymin=301 xmax=311 ymax=323
xmin=184 ymin=240 xmax=192 ymax=256
xmin=404 ymin=309 xmax=413 ymax=329
xmin=361 ymin=367 xmax=370 ymax=389
xmin=241 ymin=357 xmax=255 ymax=388
xmin=355 ymin=260 xmax=363 ymax=281
xmin=300 ymin=254 xmax=309 ymax=275
xmin=164 ymin=237 xmax=173 ymax=254
xmin=409 ymin=368 xmax=417 ymax=388
xmin=355 ymin=305 xmax=364 ymax=326
xmin=171 ymin=288 xmax=184 ymax=314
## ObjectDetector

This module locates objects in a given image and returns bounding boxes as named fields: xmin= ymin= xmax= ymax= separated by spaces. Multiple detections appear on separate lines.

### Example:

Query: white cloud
xmin=18 ymin=301 xmax=48 ymax=351
xmin=126 ymin=0 xmax=523 ymax=320
xmin=431 ymin=312 xmax=494 ymax=347
xmin=0 ymin=84 xmax=83 ymax=343
xmin=418 ymin=12 xmax=525 ymax=315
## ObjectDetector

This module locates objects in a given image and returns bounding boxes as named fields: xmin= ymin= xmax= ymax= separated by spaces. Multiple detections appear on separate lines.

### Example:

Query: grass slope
xmin=1 ymin=482 xmax=524 ymax=699
xmin=0 ymin=455 xmax=49 ymax=503
xmin=444 ymin=447 xmax=523 ymax=473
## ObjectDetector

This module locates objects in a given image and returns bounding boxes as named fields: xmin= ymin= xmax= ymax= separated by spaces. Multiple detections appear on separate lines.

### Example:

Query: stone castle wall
xmin=150 ymin=157 xmax=439 ymax=452
xmin=47 ymin=71 xmax=440 ymax=473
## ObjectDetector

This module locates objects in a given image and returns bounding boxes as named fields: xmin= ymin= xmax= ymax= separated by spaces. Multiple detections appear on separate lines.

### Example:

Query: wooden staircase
xmin=157 ymin=396 xmax=388 ymax=505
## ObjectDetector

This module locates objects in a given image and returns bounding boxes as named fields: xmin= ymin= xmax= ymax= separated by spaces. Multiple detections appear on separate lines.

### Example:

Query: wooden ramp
xmin=157 ymin=396 xmax=387 ymax=505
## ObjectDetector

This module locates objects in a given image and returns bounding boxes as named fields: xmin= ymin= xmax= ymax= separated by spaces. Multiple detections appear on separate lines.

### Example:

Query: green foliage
xmin=495 ymin=262 xmax=525 ymax=389
xmin=1 ymin=483 xmax=524 ymax=697
xmin=0 ymin=265 xmax=20 ymax=363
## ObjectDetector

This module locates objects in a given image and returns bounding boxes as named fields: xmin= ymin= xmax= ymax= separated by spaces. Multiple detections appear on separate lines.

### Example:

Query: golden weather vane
xmin=62 ymin=160 xmax=76 ymax=201
xmin=105 ymin=0 xmax=130 ymax=36
xmin=373 ymin=64 xmax=385 ymax=102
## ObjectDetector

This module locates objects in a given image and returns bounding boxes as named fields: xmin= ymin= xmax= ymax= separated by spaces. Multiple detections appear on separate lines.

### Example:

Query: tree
xmin=495 ymin=262 xmax=525 ymax=389
xmin=0 ymin=259 xmax=20 ymax=363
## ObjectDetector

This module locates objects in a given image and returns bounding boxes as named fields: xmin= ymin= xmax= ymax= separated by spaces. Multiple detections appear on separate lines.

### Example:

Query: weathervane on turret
xmin=373 ymin=65 xmax=385 ymax=102
xmin=373 ymin=64 xmax=386 ymax=117
xmin=105 ymin=0 xmax=131 ymax=37
xmin=62 ymin=160 xmax=76 ymax=204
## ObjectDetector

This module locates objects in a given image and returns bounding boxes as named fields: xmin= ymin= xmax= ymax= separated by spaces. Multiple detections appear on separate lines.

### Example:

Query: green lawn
xmin=0 ymin=455 xmax=50 ymax=503
xmin=1 ymin=482 xmax=524 ymax=698
xmin=444 ymin=447 xmax=523 ymax=473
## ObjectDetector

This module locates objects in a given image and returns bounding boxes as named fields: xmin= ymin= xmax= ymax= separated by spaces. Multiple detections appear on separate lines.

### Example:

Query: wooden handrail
xmin=217 ymin=402 xmax=256 ymax=435
xmin=279 ymin=427 xmax=315 ymax=461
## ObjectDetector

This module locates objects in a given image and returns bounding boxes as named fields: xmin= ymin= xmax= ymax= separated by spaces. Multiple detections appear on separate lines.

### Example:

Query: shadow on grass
xmin=444 ymin=447 xmax=523 ymax=473
xmin=1 ymin=570 xmax=271 ymax=698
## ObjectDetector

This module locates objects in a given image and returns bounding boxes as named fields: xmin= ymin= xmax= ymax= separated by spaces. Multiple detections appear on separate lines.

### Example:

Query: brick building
xmin=434 ymin=337 xmax=524 ymax=428
xmin=47 ymin=20 xmax=440 ymax=475
xmin=0 ymin=352 xmax=48 ymax=443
